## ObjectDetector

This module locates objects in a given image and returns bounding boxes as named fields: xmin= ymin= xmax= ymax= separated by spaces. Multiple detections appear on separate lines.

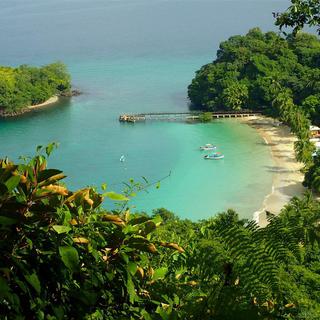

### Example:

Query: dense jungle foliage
xmin=1 ymin=146 xmax=320 ymax=319
xmin=0 ymin=62 xmax=71 ymax=113
xmin=188 ymin=29 xmax=320 ymax=121
xmin=275 ymin=0 xmax=320 ymax=35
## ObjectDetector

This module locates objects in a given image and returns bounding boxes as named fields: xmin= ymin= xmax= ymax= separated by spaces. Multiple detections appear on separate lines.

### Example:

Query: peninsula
xmin=0 ymin=62 xmax=72 ymax=117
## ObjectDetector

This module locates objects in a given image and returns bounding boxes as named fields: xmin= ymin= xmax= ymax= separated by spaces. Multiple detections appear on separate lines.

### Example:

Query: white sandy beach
xmin=28 ymin=95 xmax=59 ymax=110
xmin=240 ymin=116 xmax=306 ymax=227
xmin=0 ymin=96 xmax=59 ymax=117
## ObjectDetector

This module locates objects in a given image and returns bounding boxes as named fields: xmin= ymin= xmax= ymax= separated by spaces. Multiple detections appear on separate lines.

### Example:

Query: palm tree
xmin=290 ymin=108 xmax=310 ymax=139
xmin=280 ymin=193 xmax=320 ymax=246
xmin=294 ymin=138 xmax=315 ymax=164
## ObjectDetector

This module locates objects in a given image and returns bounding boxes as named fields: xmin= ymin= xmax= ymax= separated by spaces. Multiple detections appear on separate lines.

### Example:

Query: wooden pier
xmin=119 ymin=110 xmax=262 ymax=123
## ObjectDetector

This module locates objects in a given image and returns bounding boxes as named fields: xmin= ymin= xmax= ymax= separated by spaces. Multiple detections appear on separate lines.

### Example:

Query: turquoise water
xmin=0 ymin=0 xmax=287 ymax=219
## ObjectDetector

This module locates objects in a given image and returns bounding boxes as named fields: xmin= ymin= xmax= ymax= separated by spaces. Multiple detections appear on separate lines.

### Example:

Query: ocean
xmin=0 ymin=0 xmax=289 ymax=219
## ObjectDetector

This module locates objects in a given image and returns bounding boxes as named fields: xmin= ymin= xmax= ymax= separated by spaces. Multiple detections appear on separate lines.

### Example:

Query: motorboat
xmin=200 ymin=144 xmax=217 ymax=151
xmin=120 ymin=155 xmax=126 ymax=162
xmin=204 ymin=152 xmax=224 ymax=160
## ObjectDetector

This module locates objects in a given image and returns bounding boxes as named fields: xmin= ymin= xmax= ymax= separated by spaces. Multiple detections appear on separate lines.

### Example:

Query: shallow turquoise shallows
xmin=0 ymin=0 xmax=288 ymax=219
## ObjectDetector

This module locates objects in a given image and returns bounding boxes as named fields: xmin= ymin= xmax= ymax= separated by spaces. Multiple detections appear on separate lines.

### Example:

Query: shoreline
xmin=240 ymin=116 xmax=306 ymax=227
xmin=27 ymin=95 xmax=59 ymax=111
xmin=0 ymin=95 xmax=59 ymax=118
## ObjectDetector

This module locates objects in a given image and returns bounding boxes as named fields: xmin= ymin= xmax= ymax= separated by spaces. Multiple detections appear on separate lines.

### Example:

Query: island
xmin=188 ymin=28 xmax=320 ymax=123
xmin=0 ymin=62 xmax=72 ymax=117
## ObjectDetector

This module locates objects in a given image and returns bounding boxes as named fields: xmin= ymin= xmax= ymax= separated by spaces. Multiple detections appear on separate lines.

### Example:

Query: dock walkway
xmin=119 ymin=110 xmax=262 ymax=122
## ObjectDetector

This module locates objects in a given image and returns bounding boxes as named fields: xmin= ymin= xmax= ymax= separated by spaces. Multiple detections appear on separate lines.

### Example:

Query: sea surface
xmin=0 ymin=0 xmax=289 ymax=219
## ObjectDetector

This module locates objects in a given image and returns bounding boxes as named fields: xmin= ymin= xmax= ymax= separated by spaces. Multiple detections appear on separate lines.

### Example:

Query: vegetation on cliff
xmin=0 ymin=62 xmax=71 ymax=114
xmin=188 ymin=29 xmax=320 ymax=121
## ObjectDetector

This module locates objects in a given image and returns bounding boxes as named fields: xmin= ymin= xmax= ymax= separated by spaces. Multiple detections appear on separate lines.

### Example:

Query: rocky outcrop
xmin=60 ymin=89 xmax=82 ymax=97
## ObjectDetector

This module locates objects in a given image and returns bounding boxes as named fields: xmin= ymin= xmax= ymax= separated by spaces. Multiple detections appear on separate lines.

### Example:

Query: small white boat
xmin=200 ymin=144 xmax=217 ymax=151
xmin=204 ymin=152 xmax=224 ymax=160
xmin=120 ymin=155 xmax=125 ymax=162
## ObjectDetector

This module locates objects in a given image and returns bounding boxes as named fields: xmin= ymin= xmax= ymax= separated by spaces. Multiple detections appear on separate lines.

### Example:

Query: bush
xmin=198 ymin=112 xmax=213 ymax=122
xmin=0 ymin=144 xmax=184 ymax=319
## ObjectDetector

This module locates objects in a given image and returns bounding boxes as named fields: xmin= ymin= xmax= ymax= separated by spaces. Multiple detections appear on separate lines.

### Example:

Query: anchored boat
xmin=200 ymin=144 xmax=217 ymax=151
xmin=204 ymin=152 xmax=224 ymax=160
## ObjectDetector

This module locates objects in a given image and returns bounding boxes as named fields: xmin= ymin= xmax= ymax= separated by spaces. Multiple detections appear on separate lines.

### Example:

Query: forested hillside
xmin=188 ymin=29 xmax=320 ymax=123
xmin=0 ymin=62 xmax=71 ymax=114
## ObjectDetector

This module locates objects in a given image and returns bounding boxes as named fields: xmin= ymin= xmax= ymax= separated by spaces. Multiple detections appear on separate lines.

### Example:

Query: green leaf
xmin=45 ymin=143 xmax=55 ymax=156
xmin=103 ymin=191 xmax=129 ymax=201
xmin=141 ymin=176 xmax=149 ymax=184
xmin=5 ymin=175 xmax=20 ymax=192
xmin=25 ymin=272 xmax=41 ymax=295
xmin=52 ymin=306 xmax=65 ymax=320
xmin=141 ymin=310 xmax=152 ymax=320
xmin=142 ymin=221 xmax=156 ymax=235
xmin=38 ymin=169 xmax=63 ymax=182
xmin=151 ymin=215 xmax=162 ymax=226
xmin=152 ymin=267 xmax=168 ymax=281
xmin=200 ymin=226 xmax=206 ymax=235
xmin=52 ymin=225 xmax=71 ymax=234
xmin=173 ymin=294 xmax=179 ymax=306
xmin=101 ymin=183 xmax=107 ymax=191
xmin=120 ymin=252 xmax=129 ymax=264
xmin=127 ymin=273 xmax=138 ymax=304
xmin=156 ymin=306 xmax=170 ymax=320
xmin=0 ymin=276 xmax=10 ymax=297
xmin=59 ymin=246 xmax=79 ymax=272
xmin=0 ymin=216 xmax=18 ymax=226
xmin=127 ymin=262 xmax=137 ymax=276
xmin=36 ymin=145 xmax=43 ymax=152
xmin=15 ymin=279 xmax=28 ymax=294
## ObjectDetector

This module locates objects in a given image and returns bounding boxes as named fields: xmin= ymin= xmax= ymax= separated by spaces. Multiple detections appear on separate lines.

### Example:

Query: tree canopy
xmin=188 ymin=29 xmax=320 ymax=122
xmin=275 ymin=0 xmax=320 ymax=35
xmin=0 ymin=62 xmax=71 ymax=114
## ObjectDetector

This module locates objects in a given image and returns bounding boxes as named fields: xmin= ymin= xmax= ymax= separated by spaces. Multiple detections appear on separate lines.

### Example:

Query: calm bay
xmin=0 ymin=0 xmax=288 ymax=219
